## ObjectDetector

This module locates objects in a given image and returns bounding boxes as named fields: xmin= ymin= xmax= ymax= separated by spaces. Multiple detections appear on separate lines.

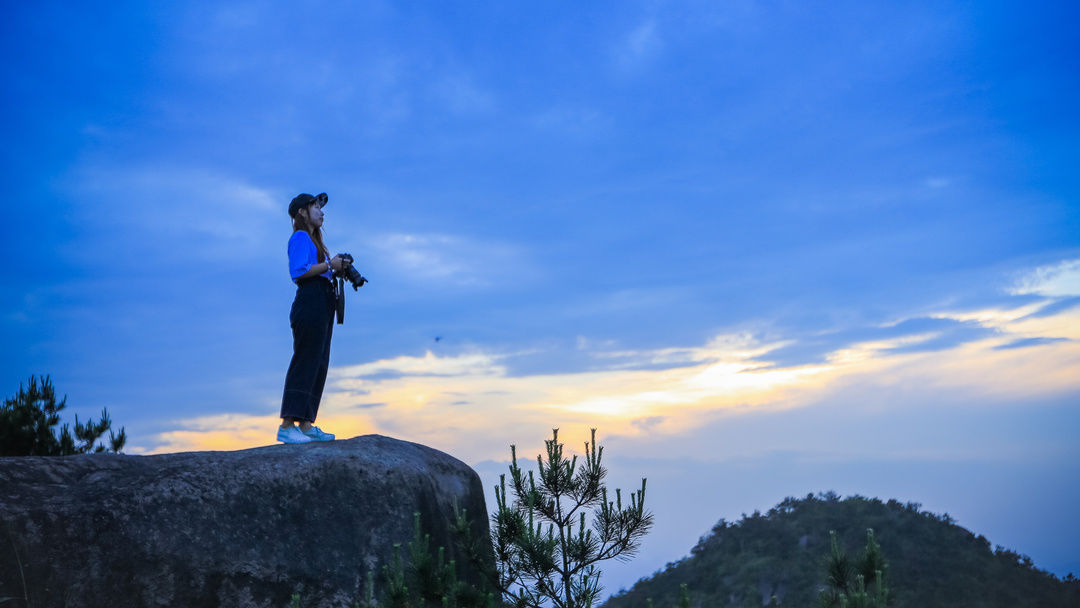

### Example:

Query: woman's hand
xmin=329 ymin=255 xmax=344 ymax=272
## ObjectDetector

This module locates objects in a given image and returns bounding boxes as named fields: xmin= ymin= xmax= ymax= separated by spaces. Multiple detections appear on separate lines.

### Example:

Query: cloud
xmin=631 ymin=416 xmax=665 ymax=431
xmin=333 ymin=350 xmax=507 ymax=380
xmin=433 ymin=73 xmax=496 ymax=114
xmin=64 ymin=165 xmax=283 ymax=266
xmin=142 ymin=291 xmax=1080 ymax=461
xmin=553 ymin=286 xmax=701 ymax=326
xmin=1010 ymin=258 xmax=1080 ymax=297
xmin=353 ymin=402 xmax=388 ymax=409
xmin=994 ymin=337 xmax=1069 ymax=350
xmin=364 ymin=232 xmax=531 ymax=287
xmin=588 ymin=332 xmax=781 ymax=371
xmin=136 ymin=257 xmax=1080 ymax=476
xmin=628 ymin=21 xmax=661 ymax=57
xmin=1017 ymin=296 xmax=1080 ymax=320
xmin=615 ymin=19 xmax=663 ymax=72
xmin=759 ymin=316 xmax=998 ymax=368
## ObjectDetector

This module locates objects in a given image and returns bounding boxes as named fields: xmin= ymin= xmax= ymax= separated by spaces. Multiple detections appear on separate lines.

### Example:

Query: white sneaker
xmin=277 ymin=426 xmax=313 ymax=444
xmin=302 ymin=426 xmax=335 ymax=442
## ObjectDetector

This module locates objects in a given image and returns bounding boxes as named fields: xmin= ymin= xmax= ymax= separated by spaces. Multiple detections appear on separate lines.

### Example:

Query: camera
xmin=331 ymin=253 xmax=367 ymax=325
xmin=335 ymin=253 xmax=368 ymax=290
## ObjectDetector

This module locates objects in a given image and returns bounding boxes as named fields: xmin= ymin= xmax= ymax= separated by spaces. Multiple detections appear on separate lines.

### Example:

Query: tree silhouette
xmin=0 ymin=374 xmax=126 ymax=456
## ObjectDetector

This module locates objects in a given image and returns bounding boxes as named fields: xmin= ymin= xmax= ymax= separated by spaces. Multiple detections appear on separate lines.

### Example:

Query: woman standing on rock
xmin=278 ymin=192 xmax=342 ymax=444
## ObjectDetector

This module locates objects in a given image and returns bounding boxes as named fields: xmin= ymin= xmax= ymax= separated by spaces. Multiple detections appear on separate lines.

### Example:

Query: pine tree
xmin=492 ymin=428 xmax=653 ymax=608
xmin=374 ymin=512 xmax=494 ymax=608
xmin=818 ymin=529 xmax=889 ymax=608
xmin=0 ymin=374 xmax=126 ymax=456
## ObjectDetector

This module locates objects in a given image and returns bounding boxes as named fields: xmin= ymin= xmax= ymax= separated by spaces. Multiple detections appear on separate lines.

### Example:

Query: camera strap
xmin=334 ymin=276 xmax=346 ymax=324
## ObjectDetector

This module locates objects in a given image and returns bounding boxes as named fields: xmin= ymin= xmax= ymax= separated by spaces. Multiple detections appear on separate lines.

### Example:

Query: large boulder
xmin=0 ymin=435 xmax=495 ymax=607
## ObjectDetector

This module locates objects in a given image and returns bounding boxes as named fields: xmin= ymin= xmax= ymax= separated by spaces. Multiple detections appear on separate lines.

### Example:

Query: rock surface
xmin=0 ymin=435 xmax=494 ymax=607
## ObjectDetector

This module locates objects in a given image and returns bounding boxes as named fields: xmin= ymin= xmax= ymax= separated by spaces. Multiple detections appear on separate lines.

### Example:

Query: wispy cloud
xmin=140 ymin=260 xmax=1080 ymax=464
xmin=994 ymin=337 xmax=1069 ymax=350
xmin=760 ymin=317 xmax=998 ymax=368
xmin=433 ymin=72 xmax=496 ymax=114
xmin=335 ymin=350 xmax=508 ymax=380
xmin=64 ymin=165 xmax=283 ymax=265
xmin=615 ymin=19 xmax=663 ymax=73
xmin=1010 ymin=258 xmax=1080 ymax=297
xmin=364 ymin=232 xmax=531 ymax=287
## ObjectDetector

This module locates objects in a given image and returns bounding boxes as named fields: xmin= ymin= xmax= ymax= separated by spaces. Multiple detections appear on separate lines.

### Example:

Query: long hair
xmin=292 ymin=206 xmax=330 ymax=263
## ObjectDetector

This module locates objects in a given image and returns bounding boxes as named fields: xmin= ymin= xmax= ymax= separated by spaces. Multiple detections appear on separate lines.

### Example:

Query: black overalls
xmin=280 ymin=276 xmax=337 ymax=422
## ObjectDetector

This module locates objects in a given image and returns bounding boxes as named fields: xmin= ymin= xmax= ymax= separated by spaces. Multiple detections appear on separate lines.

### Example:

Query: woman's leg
xmin=308 ymin=315 xmax=334 ymax=423
xmin=280 ymin=417 xmax=312 ymax=431
xmin=280 ymin=287 xmax=333 ymax=422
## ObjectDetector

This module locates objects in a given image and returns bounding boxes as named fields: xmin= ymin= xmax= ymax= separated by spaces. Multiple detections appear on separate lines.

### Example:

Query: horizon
xmin=3 ymin=0 xmax=1078 ymax=596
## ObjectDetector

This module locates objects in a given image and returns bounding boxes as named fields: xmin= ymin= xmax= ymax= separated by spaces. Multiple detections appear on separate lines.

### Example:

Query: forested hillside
xmin=602 ymin=493 xmax=1078 ymax=608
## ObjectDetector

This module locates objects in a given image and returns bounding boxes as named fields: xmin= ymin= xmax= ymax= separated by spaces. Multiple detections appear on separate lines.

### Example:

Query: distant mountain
xmin=602 ymin=493 xmax=1078 ymax=608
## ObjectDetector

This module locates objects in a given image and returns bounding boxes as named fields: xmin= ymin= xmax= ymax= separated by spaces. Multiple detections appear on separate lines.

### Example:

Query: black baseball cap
xmin=288 ymin=192 xmax=328 ymax=218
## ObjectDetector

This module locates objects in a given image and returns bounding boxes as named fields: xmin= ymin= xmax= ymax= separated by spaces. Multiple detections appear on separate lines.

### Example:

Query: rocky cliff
xmin=0 ymin=435 xmax=495 ymax=608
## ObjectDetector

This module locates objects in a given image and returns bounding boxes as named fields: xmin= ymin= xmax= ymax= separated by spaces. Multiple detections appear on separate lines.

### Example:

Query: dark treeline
xmin=602 ymin=493 xmax=1079 ymax=608
xmin=1 ymin=375 xmax=125 ymax=456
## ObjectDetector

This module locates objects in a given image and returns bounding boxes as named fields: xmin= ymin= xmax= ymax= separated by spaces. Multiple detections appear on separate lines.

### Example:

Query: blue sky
xmin=4 ymin=0 xmax=1079 ymax=594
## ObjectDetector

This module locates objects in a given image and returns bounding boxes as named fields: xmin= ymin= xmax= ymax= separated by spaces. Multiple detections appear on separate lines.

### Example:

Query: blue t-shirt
xmin=288 ymin=230 xmax=333 ymax=283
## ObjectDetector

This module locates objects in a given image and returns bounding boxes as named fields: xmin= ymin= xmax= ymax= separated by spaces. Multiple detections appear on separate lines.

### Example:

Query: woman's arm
xmin=295 ymin=260 xmax=333 ymax=280
xmin=289 ymin=231 xmax=340 ymax=281
xmin=295 ymin=256 xmax=343 ymax=280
